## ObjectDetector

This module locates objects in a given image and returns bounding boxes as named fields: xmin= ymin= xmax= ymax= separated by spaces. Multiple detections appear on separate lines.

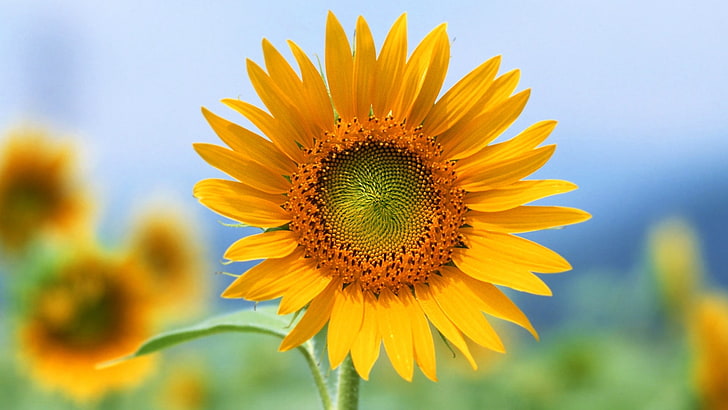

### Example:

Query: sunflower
xmin=156 ymin=356 xmax=210 ymax=410
xmin=648 ymin=217 xmax=704 ymax=322
xmin=0 ymin=128 xmax=87 ymax=253
xmin=194 ymin=12 xmax=590 ymax=381
xmin=18 ymin=246 xmax=155 ymax=402
xmin=126 ymin=206 xmax=207 ymax=322
xmin=691 ymin=294 xmax=728 ymax=409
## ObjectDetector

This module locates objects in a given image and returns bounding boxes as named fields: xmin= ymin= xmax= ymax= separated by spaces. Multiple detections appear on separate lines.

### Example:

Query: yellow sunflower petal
xmin=479 ymin=69 xmax=522 ymax=108
xmin=388 ymin=22 xmax=446 ymax=119
xmin=437 ymin=69 xmax=520 ymax=148
xmin=467 ymin=206 xmax=592 ymax=233
xmin=353 ymin=16 xmax=377 ymax=120
xmin=192 ymin=178 xmax=286 ymax=206
xmin=262 ymin=39 xmax=325 ymax=141
xmin=327 ymin=283 xmax=365 ymax=369
xmin=193 ymin=143 xmax=290 ymax=194
xmin=223 ymin=230 xmax=299 ymax=262
xmin=221 ymin=248 xmax=305 ymax=300
xmin=441 ymin=266 xmax=538 ymax=339
xmin=402 ymin=24 xmax=450 ymax=126
xmin=456 ymin=120 xmax=557 ymax=174
xmin=451 ymin=247 xmax=553 ymax=296
xmin=277 ymin=266 xmax=332 ymax=315
xmin=262 ymin=39 xmax=303 ymax=101
xmin=246 ymin=59 xmax=314 ymax=148
xmin=222 ymin=98 xmax=304 ymax=163
xmin=350 ymin=291 xmax=382 ymax=380
xmin=372 ymin=14 xmax=407 ymax=117
xmin=441 ymin=89 xmax=531 ymax=160
xmin=377 ymin=287 xmax=415 ymax=381
xmin=414 ymin=283 xmax=478 ymax=369
xmin=288 ymin=40 xmax=336 ymax=132
xmin=193 ymin=179 xmax=289 ymax=226
xmin=423 ymin=55 xmax=501 ymax=137
xmin=201 ymin=107 xmax=296 ymax=176
xmin=279 ymin=280 xmax=339 ymax=352
xmin=428 ymin=273 xmax=505 ymax=353
xmin=462 ymin=228 xmax=573 ymax=273
xmin=465 ymin=180 xmax=578 ymax=212
xmin=325 ymin=11 xmax=355 ymax=121
xmin=458 ymin=145 xmax=556 ymax=191
xmin=400 ymin=289 xmax=437 ymax=381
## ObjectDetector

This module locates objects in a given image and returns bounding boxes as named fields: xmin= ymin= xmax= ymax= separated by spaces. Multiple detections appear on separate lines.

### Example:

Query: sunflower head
xmin=18 ymin=246 xmax=155 ymax=402
xmin=126 ymin=206 xmax=207 ymax=322
xmin=648 ymin=217 xmax=704 ymax=321
xmin=156 ymin=356 xmax=210 ymax=410
xmin=691 ymin=293 xmax=728 ymax=409
xmin=0 ymin=128 xmax=87 ymax=253
xmin=195 ymin=12 xmax=590 ymax=381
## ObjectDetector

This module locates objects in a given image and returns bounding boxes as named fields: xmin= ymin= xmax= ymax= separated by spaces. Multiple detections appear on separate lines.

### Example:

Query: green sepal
xmin=217 ymin=220 xmax=252 ymax=228
xmin=263 ymin=223 xmax=290 ymax=233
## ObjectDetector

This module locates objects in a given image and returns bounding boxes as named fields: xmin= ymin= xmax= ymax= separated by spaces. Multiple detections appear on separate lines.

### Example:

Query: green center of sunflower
xmin=318 ymin=142 xmax=435 ymax=258
xmin=287 ymin=117 xmax=466 ymax=294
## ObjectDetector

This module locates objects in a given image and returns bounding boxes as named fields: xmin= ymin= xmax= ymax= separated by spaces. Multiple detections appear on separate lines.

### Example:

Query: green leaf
xmin=103 ymin=308 xmax=333 ymax=409
xmin=105 ymin=308 xmax=306 ymax=363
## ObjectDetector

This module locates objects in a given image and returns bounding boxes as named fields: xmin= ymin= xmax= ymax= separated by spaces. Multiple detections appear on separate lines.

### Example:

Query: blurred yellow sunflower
xmin=0 ymin=128 xmax=87 ymax=253
xmin=127 ymin=207 xmax=207 ymax=322
xmin=156 ymin=356 xmax=210 ymax=410
xmin=648 ymin=217 xmax=704 ymax=322
xmin=194 ymin=12 xmax=590 ymax=381
xmin=18 ymin=246 xmax=155 ymax=402
xmin=691 ymin=294 xmax=728 ymax=409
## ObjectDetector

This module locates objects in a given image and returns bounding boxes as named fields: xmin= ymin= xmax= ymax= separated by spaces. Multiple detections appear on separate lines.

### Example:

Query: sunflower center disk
xmin=39 ymin=272 xmax=121 ymax=348
xmin=287 ymin=117 xmax=466 ymax=294
xmin=320 ymin=143 xmax=432 ymax=257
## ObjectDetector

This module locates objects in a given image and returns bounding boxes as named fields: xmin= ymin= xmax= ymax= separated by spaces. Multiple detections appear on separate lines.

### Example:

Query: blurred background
xmin=1 ymin=0 xmax=726 ymax=408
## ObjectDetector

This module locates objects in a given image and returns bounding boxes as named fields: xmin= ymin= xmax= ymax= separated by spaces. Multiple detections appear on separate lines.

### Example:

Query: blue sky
xmin=1 ymin=0 xmax=727 ymax=282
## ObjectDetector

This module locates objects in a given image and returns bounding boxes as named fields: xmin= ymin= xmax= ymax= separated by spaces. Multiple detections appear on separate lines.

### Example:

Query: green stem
xmin=336 ymin=355 xmax=360 ymax=410
xmin=302 ymin=346 xmax=333 ymax=410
